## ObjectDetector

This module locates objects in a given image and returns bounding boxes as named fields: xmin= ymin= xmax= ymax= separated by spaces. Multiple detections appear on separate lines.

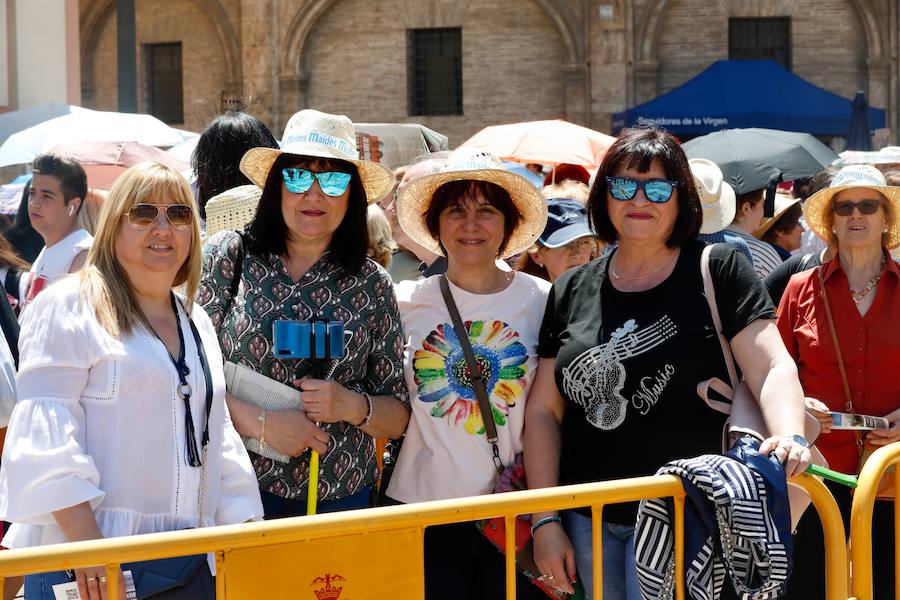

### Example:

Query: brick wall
xmin=300 ymin=0 xmax=567 ymax=146
xmin=792 ymin=0 xmax=867 ymax=100
xmin=654 ymin=0 xmax=868 ymax=102
xmin=655 ymin=0 xmax=729 ymax=95
xmin=83 ymin=0 xmax=230 ymax=131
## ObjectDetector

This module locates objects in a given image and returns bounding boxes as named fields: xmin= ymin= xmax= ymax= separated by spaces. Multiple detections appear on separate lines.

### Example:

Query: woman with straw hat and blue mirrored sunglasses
xmin=198 ymin=109 xmax=410 ymax=519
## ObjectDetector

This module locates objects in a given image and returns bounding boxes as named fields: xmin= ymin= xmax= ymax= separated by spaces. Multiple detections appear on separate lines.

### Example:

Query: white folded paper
xmin=224 ymin=361 xmax=303 ymax=463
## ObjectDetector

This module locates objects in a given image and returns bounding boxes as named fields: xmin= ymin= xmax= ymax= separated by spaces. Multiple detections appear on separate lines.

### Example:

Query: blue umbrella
xmin=846 ymin=91 xmax=873 ymax=151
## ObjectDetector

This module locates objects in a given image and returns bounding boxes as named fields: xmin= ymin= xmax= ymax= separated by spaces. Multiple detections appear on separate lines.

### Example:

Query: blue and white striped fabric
xmin=635 ymin=444 xmax=792 ymax=600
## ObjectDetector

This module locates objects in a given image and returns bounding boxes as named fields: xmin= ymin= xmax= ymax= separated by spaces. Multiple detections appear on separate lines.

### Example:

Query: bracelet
xmin=257 ymin=409 xmax=267 ymax=447
xmin=530 ymin=515 xmax=561 ymax=536
xmin=355 ymin=392 xmax=373 ymax=428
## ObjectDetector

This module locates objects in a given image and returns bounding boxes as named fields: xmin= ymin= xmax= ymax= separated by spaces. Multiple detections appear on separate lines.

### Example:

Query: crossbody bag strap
xmin=816 ymin=266 xmax=863 ymax=456
xmin=701 ymin=244 xmax=739 ymax=388
xmin=439 ymin=275 xmax=504 ymax=474
xmin=816 ymin=266 xmax=853 ymax=409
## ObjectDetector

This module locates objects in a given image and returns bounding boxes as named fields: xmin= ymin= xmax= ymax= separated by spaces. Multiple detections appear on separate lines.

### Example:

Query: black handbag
xmin=121 ymin=555 xmax=214 ymax=599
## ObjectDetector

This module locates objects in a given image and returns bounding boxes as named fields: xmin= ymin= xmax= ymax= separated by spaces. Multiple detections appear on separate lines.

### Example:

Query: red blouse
xmin=777 ymin=254 xmax=900 ymax=473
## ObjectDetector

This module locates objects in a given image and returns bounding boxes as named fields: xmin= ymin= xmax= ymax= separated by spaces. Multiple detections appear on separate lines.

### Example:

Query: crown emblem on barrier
xmin=311 ymin=573 xmax=346 ymax=600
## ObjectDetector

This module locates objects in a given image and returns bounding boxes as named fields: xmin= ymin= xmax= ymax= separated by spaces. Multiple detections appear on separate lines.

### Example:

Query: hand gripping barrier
xmin=849 ymin=442 xmax=900 ymax=600
xmin=0 ymin=473 xmax=847 ymax=600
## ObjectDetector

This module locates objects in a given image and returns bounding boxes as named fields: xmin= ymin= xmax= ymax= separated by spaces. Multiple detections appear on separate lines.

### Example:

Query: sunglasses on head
xmin=832 ymin=199 xmax=882 ymax=216
xmin=605 ymin=176 xmax=679 ymax=203
xmin=282 ymin=167 xmax=352 ymax=197
xmin=127 ymin=203 xmax=193 ymax=230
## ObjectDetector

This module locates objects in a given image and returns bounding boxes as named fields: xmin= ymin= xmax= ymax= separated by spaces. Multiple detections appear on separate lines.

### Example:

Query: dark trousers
xmin=260 ymin=486 xmax=371 ymax=519
xmin=783 ymin=480 xmax=895 ymax=600
xmin=424 ymin=521 xmax=545 ymax=600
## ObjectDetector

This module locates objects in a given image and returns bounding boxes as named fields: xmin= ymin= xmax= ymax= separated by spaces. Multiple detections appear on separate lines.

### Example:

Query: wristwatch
xmin=791 ymin=434 xmax=810 ymax=448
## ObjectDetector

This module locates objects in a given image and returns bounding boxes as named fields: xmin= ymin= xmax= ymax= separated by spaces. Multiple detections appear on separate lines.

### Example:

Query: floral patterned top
xmin=199 ymin=230 xmax=408 ymax=501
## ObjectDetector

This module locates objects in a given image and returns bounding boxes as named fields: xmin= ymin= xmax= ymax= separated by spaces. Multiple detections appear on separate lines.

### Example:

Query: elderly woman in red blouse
xmin=777 ymin=164 xmax=900 ymax=600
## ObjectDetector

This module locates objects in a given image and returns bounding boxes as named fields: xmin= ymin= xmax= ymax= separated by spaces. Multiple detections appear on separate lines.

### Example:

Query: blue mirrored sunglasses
xmin=605 ymin=176 xmax=679 ymax=203
xmin=282 ymin=168 xmax=352 ymax=197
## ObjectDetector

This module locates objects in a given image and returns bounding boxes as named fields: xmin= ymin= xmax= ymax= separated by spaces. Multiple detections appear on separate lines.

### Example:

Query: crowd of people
xmin=0 ymin=106 xmax=895 ymax=600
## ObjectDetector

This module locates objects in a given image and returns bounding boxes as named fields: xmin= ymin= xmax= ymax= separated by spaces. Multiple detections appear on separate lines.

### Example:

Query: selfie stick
xmin=272 ymin=320 xmax=346 ymax=517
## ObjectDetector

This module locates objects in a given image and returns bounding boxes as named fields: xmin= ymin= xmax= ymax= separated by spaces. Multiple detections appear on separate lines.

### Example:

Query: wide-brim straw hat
xmin=754 ymin=193 xmax=801 ymax=239
xmin=239 ymin=109 xmax=394 ymax=205
xmin=397 ymin=149 xmax=547 ymax=259
xmin=203 ymin=184 xmax=262 ymax=238
xmin=804 ymin=164 xmax=900 ymax=249
xmin=690 ymin=158 xmax=736 ymax=234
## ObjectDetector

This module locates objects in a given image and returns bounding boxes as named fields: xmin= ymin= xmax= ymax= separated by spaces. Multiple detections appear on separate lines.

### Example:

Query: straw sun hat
xmin=239 ymin=109 xmax=394 ymax=204
xmin=803 ymin=164 xmax=900 ymax=249
xmin=689 ymin=158 xmax=735 ymax=235
xmin=203 ymin=184 xmax=262 ymax=238
xmin=753 ymin=193 xmax=801 ymax=239
xmin=397 ymin=150 xmax=547 ymax=259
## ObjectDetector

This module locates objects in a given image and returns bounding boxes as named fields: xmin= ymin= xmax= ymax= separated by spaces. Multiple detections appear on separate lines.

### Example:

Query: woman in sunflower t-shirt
xmin=386 ymin=151 xmax=550 ymax=600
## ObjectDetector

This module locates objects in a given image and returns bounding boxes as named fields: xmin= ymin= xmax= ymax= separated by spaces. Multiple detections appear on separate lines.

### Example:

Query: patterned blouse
xmin=199 ymin=230 xmax=408 ymax=501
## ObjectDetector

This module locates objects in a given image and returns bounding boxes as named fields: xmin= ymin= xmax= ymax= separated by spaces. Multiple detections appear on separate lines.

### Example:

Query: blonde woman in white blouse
xmin=0 ymin=163 xmax=263 ymax=600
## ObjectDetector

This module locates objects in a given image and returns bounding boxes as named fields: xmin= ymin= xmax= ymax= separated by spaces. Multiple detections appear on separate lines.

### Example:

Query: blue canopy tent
xmin=612 ymin=60 xmax=886 ymax=137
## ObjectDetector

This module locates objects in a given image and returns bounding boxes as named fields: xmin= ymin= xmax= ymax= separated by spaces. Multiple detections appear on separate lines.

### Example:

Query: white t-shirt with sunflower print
xmin=387 ymin=272 xmax=551 ymax=504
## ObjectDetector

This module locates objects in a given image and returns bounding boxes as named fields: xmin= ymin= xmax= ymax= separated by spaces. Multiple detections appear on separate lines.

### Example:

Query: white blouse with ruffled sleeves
xmin=0 ymin=276 xmax=263 ymax=549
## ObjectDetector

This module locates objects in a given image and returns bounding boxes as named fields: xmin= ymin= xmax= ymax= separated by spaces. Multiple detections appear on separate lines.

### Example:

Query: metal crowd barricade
xmin=0 ymin=473 xmax=846 ymax=599
xmin=849 ymin=442 xmax=900 ymax=600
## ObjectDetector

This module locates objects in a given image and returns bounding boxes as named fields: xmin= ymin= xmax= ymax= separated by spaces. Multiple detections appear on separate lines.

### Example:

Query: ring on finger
xmin=100 ymin=576 xmax=107 ymax=583
xmin=86 ymin=576 xmax=98 ymax=582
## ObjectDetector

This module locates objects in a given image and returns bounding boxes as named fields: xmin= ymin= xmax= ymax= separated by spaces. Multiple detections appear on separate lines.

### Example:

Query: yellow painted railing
xmin=0 ymin=473 xmax=846 ymax=599
xmin=849 ymin=443 xmax=900 ymax=600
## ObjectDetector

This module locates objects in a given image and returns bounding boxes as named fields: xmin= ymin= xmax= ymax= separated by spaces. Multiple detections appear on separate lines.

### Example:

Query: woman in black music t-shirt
xmin=522 ymin=129 xmax=811 ymax=600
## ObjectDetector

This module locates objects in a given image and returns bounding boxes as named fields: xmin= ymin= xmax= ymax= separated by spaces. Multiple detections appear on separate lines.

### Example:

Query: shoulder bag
xmin=696 ymin=244 xmax=826 ymax=529
xmin=817 ymin=266 xmax=896 ymax=500
xmin=439 ymin=275 xmax=568 ymax=599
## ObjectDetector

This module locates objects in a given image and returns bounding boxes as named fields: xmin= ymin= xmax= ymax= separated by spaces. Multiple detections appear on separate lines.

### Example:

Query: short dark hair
xmin=247 ymin=154 xmax=369 ymax=272
xmin=192 ymin=110 xmax=279 ymax=218
xmin=31 ymin=153 xmax=88 ymax=213
xmin=423 ymin=180 xmax=522 ymax=257
xmin=735 ymin=189 xmax=764 ymax=216
xmin=587 ymin=128 xmax=701 ymax=248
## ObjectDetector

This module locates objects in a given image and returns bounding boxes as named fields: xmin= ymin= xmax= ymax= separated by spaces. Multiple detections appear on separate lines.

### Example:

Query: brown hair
xmin=517 ymin=246 xmax=550 ymax=281
xmin=424 ymin=180 xmax=522 ymax=257
xmin=734 ymin=189 xmax=764 ymax=220
xmin=0 ymin=233 xmax=29 ymax=271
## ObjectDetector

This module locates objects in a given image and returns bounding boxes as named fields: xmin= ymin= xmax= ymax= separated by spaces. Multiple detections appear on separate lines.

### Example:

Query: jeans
xmin=260 ymin=485 xmax=371 ymax=519
xmin=24 ymin=570 xmax=72 ymax=600
xmin=564 ymin=511 xmax=642 ymax=600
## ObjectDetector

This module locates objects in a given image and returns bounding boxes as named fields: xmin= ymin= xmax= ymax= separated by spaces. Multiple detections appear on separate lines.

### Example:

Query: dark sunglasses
xmin=127 ymin=203 xmax=193 ymax=230
xmin=605 ymin=176 xmax=679 ymax=203
xmin=282 ymin=168 xmax=352 ymax=197
xmin=832 ymin=199 xmax=882 ymax=216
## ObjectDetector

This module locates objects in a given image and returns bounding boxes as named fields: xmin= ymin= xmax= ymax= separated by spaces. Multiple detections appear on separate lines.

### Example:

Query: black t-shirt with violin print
xmin=538 ymin=240 xmax=774 ymax=523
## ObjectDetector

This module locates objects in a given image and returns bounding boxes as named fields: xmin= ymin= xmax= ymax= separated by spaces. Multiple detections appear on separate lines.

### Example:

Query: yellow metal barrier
xmin=0 ymin=473 xmax=846 ymax=599
xmin=850 ymin=442 xmax=900 ymax=600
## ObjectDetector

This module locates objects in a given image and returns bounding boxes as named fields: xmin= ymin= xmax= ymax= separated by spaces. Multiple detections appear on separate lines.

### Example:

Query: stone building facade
xmin=79 ymin=0 xmax=900 ymax=146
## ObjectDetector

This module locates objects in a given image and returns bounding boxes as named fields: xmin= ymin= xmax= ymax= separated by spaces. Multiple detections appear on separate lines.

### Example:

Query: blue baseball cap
xmin=539 ymin=198 xmax=593 ymax=248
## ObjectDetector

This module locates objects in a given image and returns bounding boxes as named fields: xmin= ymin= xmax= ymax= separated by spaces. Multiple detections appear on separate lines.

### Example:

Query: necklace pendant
xmin=177 ymin=382 xmax=192 ymax=400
